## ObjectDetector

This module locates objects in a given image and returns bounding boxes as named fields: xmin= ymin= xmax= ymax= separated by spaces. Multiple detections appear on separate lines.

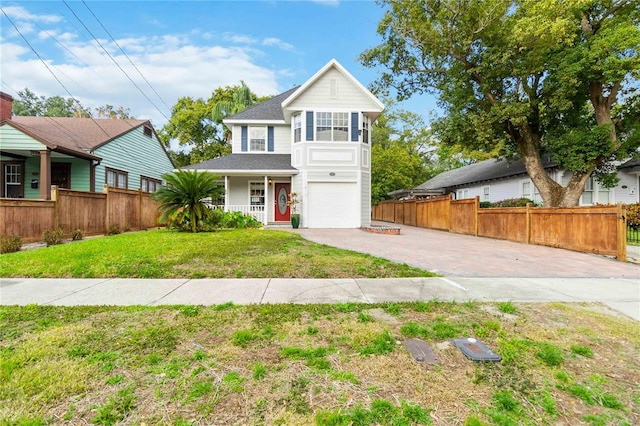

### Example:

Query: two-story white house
xmin=185 ymin=59 xmax=384 ymax=228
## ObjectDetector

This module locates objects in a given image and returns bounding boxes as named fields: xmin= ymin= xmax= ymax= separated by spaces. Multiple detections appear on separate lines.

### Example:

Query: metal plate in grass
xmin=452 ymin=338 xmax=502 ymax=362
xmin=403 ymin=338 xmax=438 ymax=364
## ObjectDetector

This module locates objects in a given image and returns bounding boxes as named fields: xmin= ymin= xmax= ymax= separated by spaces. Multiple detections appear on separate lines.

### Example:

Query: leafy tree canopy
xmin=371 ymin=102 xmax=438 ymax=203
xmin=159 ymin=83 xmax=267 ymax=166
xmin=11 ymin=88 xmax=133 ymax=119
xmin=361 ymin=0 xmax=640 ymax=206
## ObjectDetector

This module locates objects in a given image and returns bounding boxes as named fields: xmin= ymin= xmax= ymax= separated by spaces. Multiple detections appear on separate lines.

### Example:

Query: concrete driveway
xmin=294 ymin=222 xmax=640 ymax=278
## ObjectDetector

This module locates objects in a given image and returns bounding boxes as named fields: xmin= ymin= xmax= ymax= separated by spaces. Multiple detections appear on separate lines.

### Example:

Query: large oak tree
xmin=361 ymin=0 xmax=640 ymax=206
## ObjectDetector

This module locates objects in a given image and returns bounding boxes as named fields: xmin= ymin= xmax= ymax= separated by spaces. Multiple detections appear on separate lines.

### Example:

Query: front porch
xmin=214 ymin=174 xmax=297 ymax=226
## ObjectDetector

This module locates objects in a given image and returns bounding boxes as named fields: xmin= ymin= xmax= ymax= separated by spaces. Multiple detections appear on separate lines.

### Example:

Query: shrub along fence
xmin=372 ymin=195 xmax=627 ymax=261
xmin=0 ymin=186 xmax=162 ymax=243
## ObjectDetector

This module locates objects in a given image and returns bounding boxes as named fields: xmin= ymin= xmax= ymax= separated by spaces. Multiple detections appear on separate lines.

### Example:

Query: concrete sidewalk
xmin=2 ymin=276 xmax=638 ymax=321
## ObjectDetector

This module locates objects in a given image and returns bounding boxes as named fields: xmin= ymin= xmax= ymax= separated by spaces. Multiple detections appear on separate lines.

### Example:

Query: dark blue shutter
xmin=267 ymin=126 xmax=274 ymax=152
xmin=241 ymin=126 xmax=248 ymax=152
xmin=351 ymin=112 xmax=359 ymax=142
xmin=306 ymin=111 xmax=314 ymax=141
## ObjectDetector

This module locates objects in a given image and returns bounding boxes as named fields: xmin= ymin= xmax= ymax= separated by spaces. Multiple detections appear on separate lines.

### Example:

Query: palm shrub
xmin=152 ymin=170 xmax=224 ymax=233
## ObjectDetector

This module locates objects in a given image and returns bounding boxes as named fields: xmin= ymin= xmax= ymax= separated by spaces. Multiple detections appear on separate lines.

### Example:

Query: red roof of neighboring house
xmin=3 ymin=116 xmax=150 ymax=160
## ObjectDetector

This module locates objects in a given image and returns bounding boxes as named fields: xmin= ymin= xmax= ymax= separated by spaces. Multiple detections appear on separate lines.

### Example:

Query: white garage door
xmin=307 ymin=182 xmax=359 ymax=228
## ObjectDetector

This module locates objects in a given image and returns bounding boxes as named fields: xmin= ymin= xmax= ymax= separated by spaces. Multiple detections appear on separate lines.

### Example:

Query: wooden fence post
xmin=474 ymin=196 xmax=479 ymax=237
xmin=617 ymin=203 xmax=627 ymax=262
xmin=51 ymin=185 xmax=59 ymax=229
xmin=103 ymin=184 xmax=110 ymax=234
xmin=138 ymin=189 xmax=143 ymax=230
xmin=526 ymin=203 xmax=532 ymax=244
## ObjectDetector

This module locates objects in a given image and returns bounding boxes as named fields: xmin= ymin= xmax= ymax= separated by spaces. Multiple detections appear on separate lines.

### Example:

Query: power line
xmin=0 ymin=8 xmax=168 ymax=173
xmin=62 ymin=0 xmax=170 ymax=122
xmin=81 ymin=0 xmax=172 ymax=112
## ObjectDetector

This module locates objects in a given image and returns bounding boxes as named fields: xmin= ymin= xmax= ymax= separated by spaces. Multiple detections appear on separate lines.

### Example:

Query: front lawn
xmin=1 ymin=302 xmax=638 ymax=425
xmin=0 ymin=229 xmax=434 ymax=278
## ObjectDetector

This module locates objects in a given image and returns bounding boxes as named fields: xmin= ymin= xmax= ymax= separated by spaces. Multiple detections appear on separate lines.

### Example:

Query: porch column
xmin=224 ymin=176 xmax=228 ymax=211
xmin=39 ymin=149 xmax=51 ymax=200
xmin=263 ymin=175 xmax=269 ymax=225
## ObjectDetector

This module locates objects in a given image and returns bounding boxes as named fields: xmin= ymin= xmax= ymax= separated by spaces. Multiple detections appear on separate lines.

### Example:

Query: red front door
xmin=274 ymin=183 xmax=291 ymax=221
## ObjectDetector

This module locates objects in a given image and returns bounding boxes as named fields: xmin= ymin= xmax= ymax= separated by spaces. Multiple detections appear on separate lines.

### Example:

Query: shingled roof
xmin=225 ymin=87 xmax=300 ymax=122
xmin=416 ymin=156 xmax=556 ymax=191
xmin=185 ymin=154 xmax=298 ymax=173
xmin=5 ymin=116 xmax=149 ymax=159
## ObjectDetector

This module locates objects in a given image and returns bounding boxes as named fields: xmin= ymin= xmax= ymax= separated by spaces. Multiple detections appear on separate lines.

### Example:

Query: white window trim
xmin=456 ymin=188 xmax=470 ymax=199
xmin=248 ymin=126 xmax=267 ymax=152
xmin=248 ymin=181 xmax=265 ymax=206
xmin=482 ymin=185 xmax=491 ymax=202
xmin=580 ymin=177 xmax=613 ymax=205
xmin=293 ymin=113 xmax=302 ymax=143
xmin=314 ymin=110 xmax=351 ymax=142
xmin=520 ymin=178 xmax=542 ymax=204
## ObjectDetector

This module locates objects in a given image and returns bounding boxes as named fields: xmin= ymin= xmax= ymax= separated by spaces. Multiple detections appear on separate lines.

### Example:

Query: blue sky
xmin=0 ymin=1 xmax=440 ymax=130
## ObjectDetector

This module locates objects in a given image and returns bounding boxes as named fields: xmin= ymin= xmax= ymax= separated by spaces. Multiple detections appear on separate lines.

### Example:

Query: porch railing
xmin=211 ymin=204 xmax=265 ymax=224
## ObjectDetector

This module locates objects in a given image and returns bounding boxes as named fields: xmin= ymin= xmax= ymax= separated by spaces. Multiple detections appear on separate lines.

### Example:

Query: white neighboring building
xmin=409 ymin=156 xmax=640 ymax=205
xmin=185 ymin=59 xmax=385 ymax=228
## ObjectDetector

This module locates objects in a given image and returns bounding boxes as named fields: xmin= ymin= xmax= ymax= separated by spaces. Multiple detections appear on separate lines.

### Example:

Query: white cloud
xmin=263 ymin=37 xmax=295 ymax=51
xmin=0 ymin=31 xmax=282 ymax=129
xmin=222 ymin=33 xmax=258 ymax=44
xmin=1 ymin=6 xmax=63 ymax=23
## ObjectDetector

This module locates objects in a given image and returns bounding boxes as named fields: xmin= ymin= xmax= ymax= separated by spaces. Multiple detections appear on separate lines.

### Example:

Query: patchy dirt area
xmin=1 ymin=302 xmax=639 ymax=425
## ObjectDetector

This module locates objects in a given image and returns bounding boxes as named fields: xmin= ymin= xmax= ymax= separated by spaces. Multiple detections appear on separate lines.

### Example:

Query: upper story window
xmin=293 ymin=114 xmax=302 ymax=143
xmin=362 ymin=116 xmax=370 ymax=144
xmin=316 ymin=112 xmax=348 ymax=141
xmin=106 ymin=167 xmax=128 ymax=189
xmin=250 ymin=126 xmax=266 ymax=152
xmin=143 ymin=125 xmax=153 ymax=138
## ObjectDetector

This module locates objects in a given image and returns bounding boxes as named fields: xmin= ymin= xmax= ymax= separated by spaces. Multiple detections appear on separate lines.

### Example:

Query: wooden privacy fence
xmin=0 ymin=185 xmax=162 ymax=243
xmin=372 ymin=195 xmax=627 ymax=261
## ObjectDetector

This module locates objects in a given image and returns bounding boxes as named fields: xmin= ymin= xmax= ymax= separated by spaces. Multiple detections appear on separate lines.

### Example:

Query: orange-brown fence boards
xmin=57 ymin=189 xmax=106 ymax=236
xmin=381 ymin=202 xmax=395 ymax=222
xmin=478 ymin=207 xmax=528 ymax=243
xmin=140 ymin=194 xmax=162 ymax=229
xmin=421 ymin=196 xmax=451 ymax=230
xmin=403 ymin=200 xmax=417 ymax=226
xmin=394 ymin=202 xmax=404 ymax=224
xmin=106 ymin=188 xmax=142 ymax=230
xmin=450 ymin=198 xmax=477 ymax=235
xmin=529 ymin=206 xmax=618 ymax=256
xmin=0 ymin=199 xmax=55 ymax=243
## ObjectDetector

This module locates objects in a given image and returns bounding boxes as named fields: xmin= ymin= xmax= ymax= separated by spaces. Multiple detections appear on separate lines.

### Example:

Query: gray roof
xmin=226 ymin=86 xmax=300 ymax=121
xmin=620 ymin=158 xmax=640 ymax=172
xmin=184 ymin=154 xmax=297 ymax=172
xmin=416 ymin=156 xmax=556 ymax=191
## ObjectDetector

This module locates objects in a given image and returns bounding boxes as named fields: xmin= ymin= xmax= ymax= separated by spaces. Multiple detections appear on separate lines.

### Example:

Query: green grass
xmin=0 ymin=229 xmax=435 ymax=278
xmin=1 ymin=302 xmax=638 ymax=425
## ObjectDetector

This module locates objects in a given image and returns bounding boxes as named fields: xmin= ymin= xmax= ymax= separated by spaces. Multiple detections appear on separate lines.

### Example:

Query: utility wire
xmin=62 ymin=0 xmax=170 ymax=122
xmin=81 ymin=0 xmax=172 ymax=112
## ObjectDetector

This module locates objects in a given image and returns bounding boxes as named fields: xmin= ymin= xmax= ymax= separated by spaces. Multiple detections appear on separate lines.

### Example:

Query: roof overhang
xmin=177 ymin=169 xmax=299 ymax=177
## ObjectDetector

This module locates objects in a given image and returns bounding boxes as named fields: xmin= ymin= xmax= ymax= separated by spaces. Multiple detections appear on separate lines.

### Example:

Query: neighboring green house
xmin=0 ymin=92 xmax=173 ymax=200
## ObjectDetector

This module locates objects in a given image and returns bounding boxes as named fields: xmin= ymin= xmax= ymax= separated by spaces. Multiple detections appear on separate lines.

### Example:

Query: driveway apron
xmin=293 ymin=222 xmax=640 ymax=278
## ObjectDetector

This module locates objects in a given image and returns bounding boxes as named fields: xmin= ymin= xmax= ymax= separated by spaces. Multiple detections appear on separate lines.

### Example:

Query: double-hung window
xmin=249 ymin=127 xmax=266 ymax=152
xmin=140 ymin=176 xmax=161 ymax=193
xmin=106 ymin=168 xmax=128 ymax=189
xmin=316 ymin=112 xmax=349 ymax=141
xmin=250 ymin=182 xmax=265 ymax=207
xmin=293 ymin=114 xmax=302 ymax=143
xmin=581 ymin=177 xmax=611 ymax=205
